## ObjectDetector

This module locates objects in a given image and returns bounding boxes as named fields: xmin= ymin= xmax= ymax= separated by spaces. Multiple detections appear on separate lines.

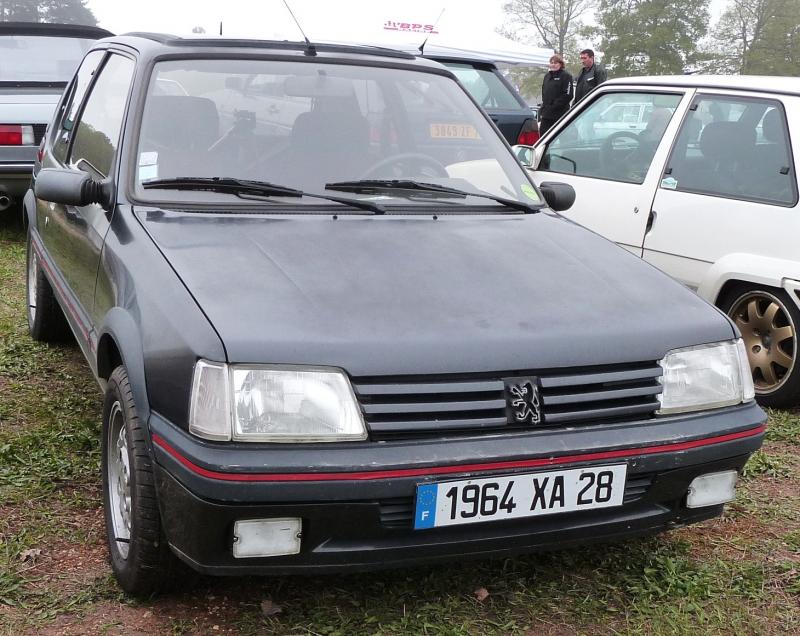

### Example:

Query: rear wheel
xmin=26 ymin=234 xmax=71 ymax=342
xmin=102 ymin=365 xmax=187 ymax=596
xmin=720 ymin=285 xmax=799 ymax=408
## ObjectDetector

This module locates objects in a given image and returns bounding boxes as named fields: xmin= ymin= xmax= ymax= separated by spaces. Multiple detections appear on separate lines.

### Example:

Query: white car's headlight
xmin=657 ymin=340 xmax=755 ymax=415
xmin=189 ymin=361 xmax=367 ymax=442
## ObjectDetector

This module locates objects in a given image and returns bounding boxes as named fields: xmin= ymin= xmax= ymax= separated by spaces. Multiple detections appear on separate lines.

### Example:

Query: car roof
xmin=604 ymin=74 xmax=800 ymax=96
xmin=0 ymin=21 xmax=113 ymax=39
xmin=106 ymin=33 xmax=448 ymax=71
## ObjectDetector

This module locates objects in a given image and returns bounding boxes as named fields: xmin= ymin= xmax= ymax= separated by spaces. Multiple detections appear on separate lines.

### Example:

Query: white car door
xmin=530 ymin=89 xmax=693 ymax=256
xmin=643 ymin=91 xmax=800 ymax=290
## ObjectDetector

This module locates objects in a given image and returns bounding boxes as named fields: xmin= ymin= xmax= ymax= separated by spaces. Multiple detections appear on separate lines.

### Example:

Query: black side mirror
xmin=34 ymin=168 xmax=112 ymax=208
xmin=539 ymin=181 xmax=576 ymax=212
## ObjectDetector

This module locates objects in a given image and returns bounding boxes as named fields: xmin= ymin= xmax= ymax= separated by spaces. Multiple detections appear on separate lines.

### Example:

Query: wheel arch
xmin=696 ymin=253 xmax=800 ymax=311
xmin=22 ymin=188 xmax=36 ymax=230
xmin=97 ymin=307 xmax=151 ymax=427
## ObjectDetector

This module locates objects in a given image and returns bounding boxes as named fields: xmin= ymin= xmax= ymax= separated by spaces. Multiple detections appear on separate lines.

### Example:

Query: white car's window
xmin=135 ymin=59 xmax=537 ymax=207
xmin=69 ymin=55 xmax=135 ymax=178
xmin=664 ymin=95 xmax=796 ymax=206
xmin=541 ymin=92 xmax=682 ymax=184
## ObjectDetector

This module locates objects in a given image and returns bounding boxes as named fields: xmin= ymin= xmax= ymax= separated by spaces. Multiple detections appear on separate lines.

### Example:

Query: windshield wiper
xmin=325 ymin=179 xmax=543 ymax=213
xmin=142 ymin=177 xmax=385 ymax=213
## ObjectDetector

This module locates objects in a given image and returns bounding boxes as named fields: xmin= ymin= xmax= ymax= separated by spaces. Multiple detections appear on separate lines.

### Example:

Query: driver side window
xmin=541 ymin=92 xmax=681 ymax=184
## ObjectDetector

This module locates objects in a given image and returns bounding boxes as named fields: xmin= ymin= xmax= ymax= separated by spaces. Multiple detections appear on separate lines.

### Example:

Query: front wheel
xmin=102 ymin=365 xmax=186 ymax=596
xmin=720 ymin=286 xmax=799 ymax=408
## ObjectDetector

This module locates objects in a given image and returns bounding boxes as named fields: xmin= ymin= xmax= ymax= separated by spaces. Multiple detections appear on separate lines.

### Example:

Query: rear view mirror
xmin=34 ymin=168 xmax=111 ymax=208
xmin=539 ymin=181 xmax=576 ymax=212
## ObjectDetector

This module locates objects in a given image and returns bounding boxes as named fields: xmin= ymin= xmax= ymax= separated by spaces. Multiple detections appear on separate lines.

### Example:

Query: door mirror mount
xmin=34 ymin=168 xmax=113 ymax=210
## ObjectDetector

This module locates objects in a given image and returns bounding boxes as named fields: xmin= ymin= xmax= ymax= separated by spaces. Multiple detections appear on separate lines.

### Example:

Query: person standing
xmin=573 ymin=48 xmax=607 ymax=105
xmin=539 ymin=54 xmax=573 ymax=136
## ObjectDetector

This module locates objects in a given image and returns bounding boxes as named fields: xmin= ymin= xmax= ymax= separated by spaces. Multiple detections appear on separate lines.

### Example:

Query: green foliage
xmin=0 ymin=0 xmax=98 ymax=25
xmin=597 ymin=0 xmax=710 ymax=76
xmin=502 ymin=0 xmax=597 ymax=55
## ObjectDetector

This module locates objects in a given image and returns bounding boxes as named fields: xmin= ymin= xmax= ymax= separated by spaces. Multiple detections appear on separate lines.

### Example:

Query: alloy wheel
xmin=27 ymin=249 xmax=38 ymax=325
xmin=729 ymin=291 xmax=796 ymax=394
xmin=106 ymin=401 xmax=132 ymax=559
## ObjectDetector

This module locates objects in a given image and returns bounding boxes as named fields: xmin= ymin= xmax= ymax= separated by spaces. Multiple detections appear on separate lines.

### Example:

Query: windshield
xmin=0 ymin=35 xmax=95 ymax=83
xmin=135 ymin=58 xmax=539 ymax=207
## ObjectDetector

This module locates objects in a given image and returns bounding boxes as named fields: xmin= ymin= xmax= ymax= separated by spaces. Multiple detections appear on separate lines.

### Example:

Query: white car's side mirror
xmin=511 ymin=144 xmax=534 ymax=168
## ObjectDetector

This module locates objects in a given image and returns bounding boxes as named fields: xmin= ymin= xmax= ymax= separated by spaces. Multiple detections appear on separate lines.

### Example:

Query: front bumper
xmin=149 ymin=402 xmax=765 ymax=575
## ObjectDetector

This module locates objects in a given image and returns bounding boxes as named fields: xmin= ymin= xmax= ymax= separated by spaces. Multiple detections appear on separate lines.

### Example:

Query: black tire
xmin=26 ymin=234 xmax=71 ymax=342
xmin=102 ymin=365 xmax=187 ymax=596
xmin=719 ymin=284 xmax=800 ymax=408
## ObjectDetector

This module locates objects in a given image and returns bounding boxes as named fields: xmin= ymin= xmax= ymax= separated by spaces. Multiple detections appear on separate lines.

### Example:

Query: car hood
xmin=137 ymin=208 xmax=734 ymax=376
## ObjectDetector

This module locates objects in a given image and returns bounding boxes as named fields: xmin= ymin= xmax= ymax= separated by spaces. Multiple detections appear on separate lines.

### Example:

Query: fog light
xmin=686 ymin=471 xmax=738 ymax=508
xmin=232 ymin=518 xmax=302 ymax=558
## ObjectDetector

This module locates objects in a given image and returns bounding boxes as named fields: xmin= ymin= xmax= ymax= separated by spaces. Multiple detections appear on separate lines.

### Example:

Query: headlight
xmin=657 ymin=340 xmax=755 ymax=415
xmin=189 ymin=361 xmax=367 ymax=442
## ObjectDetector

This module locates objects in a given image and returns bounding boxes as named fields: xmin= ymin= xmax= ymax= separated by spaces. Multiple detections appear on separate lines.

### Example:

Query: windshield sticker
xmin=661 ymin=177 xmax=678 ymax=190
xmin=520 ymin=184 xmax=538 ymax=201
xmin=139 ymin=152 xmax=158 ymax=181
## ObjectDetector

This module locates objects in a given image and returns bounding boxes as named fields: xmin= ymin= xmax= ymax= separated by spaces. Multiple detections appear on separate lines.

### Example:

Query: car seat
xmin=139 ymin=95 xmax=220 ymax=179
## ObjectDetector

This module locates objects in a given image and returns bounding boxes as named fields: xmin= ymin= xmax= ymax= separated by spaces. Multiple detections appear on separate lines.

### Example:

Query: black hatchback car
xmin=26 ymin=34 xmax=764 ymax=596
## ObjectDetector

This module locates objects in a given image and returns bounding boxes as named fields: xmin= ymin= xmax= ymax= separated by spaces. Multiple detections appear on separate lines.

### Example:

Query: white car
xmin=521 ymin=75 xmax=800 ymax=407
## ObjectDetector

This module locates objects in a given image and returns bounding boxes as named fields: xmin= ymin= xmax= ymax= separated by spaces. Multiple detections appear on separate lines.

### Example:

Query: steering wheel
xmin=360 ymin=152 xmax=448 ymax=180
xmin=600 ymin=131 xmax=641 ymax=167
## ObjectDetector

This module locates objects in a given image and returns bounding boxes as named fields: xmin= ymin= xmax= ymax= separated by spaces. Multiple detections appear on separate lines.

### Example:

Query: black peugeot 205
xmin=24 ymin=32 xmax=765 ymax=596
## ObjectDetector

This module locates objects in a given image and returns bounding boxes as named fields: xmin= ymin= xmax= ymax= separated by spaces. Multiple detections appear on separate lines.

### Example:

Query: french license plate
xmin=414 ymin=464 xmax=627 ymax=529
xmin=429 ymin=123 xmax=480 ymax=139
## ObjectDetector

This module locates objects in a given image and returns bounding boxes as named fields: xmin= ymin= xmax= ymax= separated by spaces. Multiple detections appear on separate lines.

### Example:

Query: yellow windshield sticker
xmin=520 ymin=184 xmax=538 ymax=201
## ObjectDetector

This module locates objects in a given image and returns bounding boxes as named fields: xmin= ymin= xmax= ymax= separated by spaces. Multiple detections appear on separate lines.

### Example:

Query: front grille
xmin=378 ymin=473 xmax=655 ymax=529
xmin=353 ymin=363 xmax=662 ymax=441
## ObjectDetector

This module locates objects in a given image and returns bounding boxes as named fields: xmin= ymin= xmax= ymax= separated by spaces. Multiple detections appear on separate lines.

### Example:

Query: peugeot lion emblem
xmin=506 ymin=379 xmax=543 ymax=425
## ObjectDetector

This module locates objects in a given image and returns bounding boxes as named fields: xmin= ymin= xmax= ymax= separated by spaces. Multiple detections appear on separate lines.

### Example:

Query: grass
xmin=0 ymin=216 xmax=798 ymax=635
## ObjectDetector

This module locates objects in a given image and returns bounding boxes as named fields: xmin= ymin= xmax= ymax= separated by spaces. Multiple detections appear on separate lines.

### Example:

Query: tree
xmin=502 ymin=0 xmax=597 ymax=55
xmin=0 ymin=0 xmax=97 ymax=25
xmin=597 ymin=0 xmax=710 ymax=76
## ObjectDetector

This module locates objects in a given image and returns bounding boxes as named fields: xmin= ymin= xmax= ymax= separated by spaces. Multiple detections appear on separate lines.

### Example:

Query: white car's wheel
xmin=721 ymin=286 xmax=799 ymax=408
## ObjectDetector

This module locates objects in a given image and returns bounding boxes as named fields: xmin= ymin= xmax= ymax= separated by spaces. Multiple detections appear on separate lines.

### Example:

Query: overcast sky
xmin=85 ymin=0 xmax=728 ymax=51
xmin=86 ymin=0 xmax=507 ymax=42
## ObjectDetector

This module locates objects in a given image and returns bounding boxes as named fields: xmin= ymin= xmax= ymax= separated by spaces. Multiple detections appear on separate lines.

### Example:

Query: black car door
xmin=39 ymin=52 xmax=134 ymax=351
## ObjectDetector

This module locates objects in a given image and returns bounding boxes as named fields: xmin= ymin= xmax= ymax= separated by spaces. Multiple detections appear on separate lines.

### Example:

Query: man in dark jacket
xmin=539 ymin=54 xmax=573 ymax=136
xmin=574 ymin=48 xmax=607 ymax=104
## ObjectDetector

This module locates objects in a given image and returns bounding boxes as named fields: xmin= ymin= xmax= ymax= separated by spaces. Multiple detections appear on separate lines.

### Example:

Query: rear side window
xmin=69 ymin=54 xmax=134 ymax=177
xmin=664 ymin=95 xmax=796 ymax=206
xmin=443 ymin=63 xmax=523 ymax=110
xmin=53 ymin=49 xmax=105 ymax=164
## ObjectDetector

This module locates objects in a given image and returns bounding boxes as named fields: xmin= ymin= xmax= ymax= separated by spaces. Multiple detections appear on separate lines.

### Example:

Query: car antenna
xmin=282 ymin=0 xmax=316 ymax=56
xmin=418 ymin=8 xmax=445 ymax=56
xmin=219 ymin=21 xmax=222 ymax=36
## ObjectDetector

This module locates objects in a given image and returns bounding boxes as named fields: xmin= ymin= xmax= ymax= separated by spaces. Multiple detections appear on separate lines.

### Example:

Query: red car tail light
xmin=517 ymin=118 xmax=539 ymax=146
xmin=0 ymin=124 xmax=35 ymax=145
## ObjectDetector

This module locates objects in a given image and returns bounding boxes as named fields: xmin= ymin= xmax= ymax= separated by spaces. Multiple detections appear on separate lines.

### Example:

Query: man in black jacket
xmin=539 ymin=54 xmax=573 ymax=136
xmin=574 ymin=48 xmax=607 ymax=104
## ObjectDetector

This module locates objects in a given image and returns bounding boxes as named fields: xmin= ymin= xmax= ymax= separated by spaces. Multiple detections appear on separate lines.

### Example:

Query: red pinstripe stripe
xmin=151 ymin=424 xmax=765 ymax=482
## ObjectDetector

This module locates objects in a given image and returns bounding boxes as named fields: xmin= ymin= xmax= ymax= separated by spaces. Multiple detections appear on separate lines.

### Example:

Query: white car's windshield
xmin=135 ymin=58 xmax=539 ymax=207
